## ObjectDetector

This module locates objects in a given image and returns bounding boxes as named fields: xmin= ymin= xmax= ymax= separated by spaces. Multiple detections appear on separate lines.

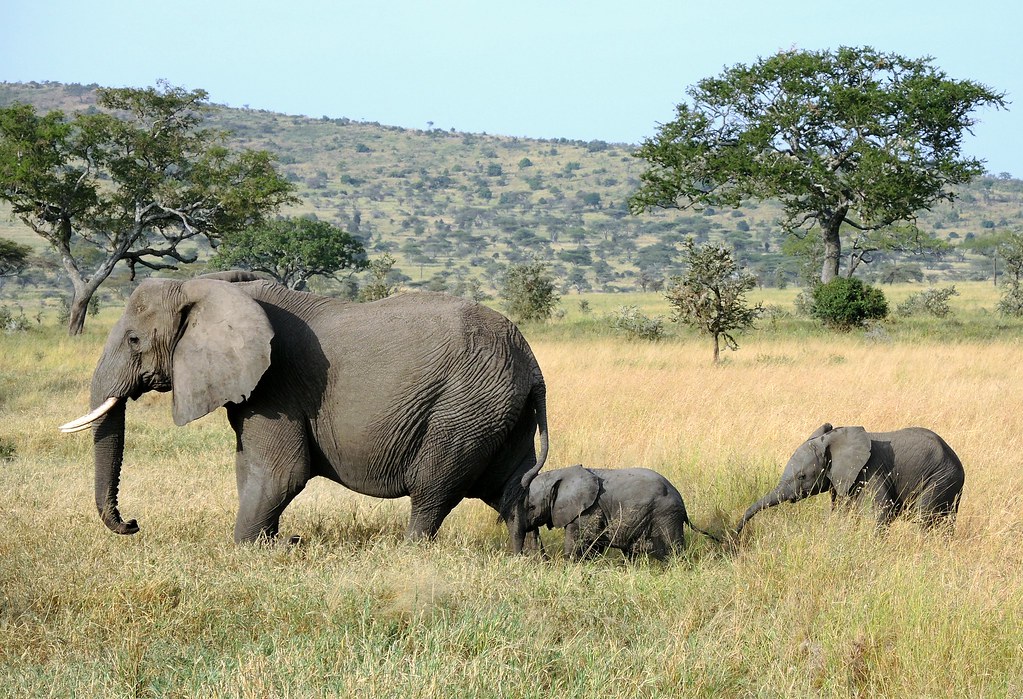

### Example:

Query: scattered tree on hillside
xmin=665 ymin=239 xmax=762 ymax=363
xmin=209 ymin=217 xmax=366 ymax=290
xmin=0 ymin=81 xmax=296 ymax=334
xmin=959 ymin=232 xmax=1009 ymax=285
xmin=630 ymin=46 xmax=1006 ymax=284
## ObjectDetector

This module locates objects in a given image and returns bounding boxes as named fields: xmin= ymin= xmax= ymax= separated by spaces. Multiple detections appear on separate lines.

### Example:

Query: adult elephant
xmin=60 ymin=272 xmax=549 ymax=550
xmin=736 ymin=423 xmax=964 ymax=535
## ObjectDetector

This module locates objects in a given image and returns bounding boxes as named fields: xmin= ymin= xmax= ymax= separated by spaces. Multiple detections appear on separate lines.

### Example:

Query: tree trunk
xmin=713 ymin=334 xmax=720 ymax=363
xmin=62 ymin=251 xmax=116 ymax=336
xmin=67 ymin=292 xmax=91 ymax=336
xmin=820 ymin=225 xmax=842 ymax=283
xmin=819 ymin=206 xmax=848 ymax=284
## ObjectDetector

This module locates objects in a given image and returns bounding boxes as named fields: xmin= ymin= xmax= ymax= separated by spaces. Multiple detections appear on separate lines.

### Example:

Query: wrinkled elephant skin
xmin=63 ymin=273 xmax=549 ymax=550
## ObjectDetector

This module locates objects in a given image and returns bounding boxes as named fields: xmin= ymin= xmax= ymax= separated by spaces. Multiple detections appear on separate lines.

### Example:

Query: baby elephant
xmin=737 ymin=423 xmax=965 ymax=535
xmin=524 ymin=464 xmax=716 ymax=561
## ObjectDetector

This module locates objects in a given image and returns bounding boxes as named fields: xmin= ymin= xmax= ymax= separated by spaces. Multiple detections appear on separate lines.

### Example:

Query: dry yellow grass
xmin=534 ymin=335 xmax=1023 ymax=539
xmin=2 ymin=305 xmax=1023 ymax=696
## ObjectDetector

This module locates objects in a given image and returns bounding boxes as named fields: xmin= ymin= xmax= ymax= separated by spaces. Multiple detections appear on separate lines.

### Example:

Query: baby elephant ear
xmin=809 ymin=423 xmax=834 ymax=440
xmin=551 ymin=466 xmax=600 ymax=529
xmin=171 ymin=279 xmax=274 ymax=426
xmin=826 ymin=427 xmax=872 ymax=496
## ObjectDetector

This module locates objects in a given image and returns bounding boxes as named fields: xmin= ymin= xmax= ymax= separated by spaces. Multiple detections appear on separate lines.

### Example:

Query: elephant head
xmin=736 ymin=423 xmax=872 ymax=534
xmin=59 ymin=276 xmax=274 ymax=535
xmin=524 ymin=465 xmax=600 ymax=531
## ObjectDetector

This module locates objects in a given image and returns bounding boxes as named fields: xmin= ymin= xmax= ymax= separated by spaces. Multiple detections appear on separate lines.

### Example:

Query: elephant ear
xmin=551 ymin=465 xmax=600 ymax=529
xmin=808 ymin=423 xmax=834 ymax=440
xmin=171 ymin=279 xmax=274 ymax=426
xmin=825 ymin=427 xmax=872 ymax=496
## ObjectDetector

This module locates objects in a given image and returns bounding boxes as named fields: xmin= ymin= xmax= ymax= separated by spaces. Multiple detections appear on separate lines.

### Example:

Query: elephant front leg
xmin=859 ymin=471 xmax=899 ymax=532
xmin=563 ymin=521 xmax=581 ymax=559
xmin=230 ymin=407 xmax=312 ymax=543
xmin=406 ymin=489 xmax=468 ymax=542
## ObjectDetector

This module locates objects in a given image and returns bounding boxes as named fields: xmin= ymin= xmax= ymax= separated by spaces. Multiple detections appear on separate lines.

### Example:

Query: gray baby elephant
xmin=737 ymin=423 xmax=965 ymax=535
xmin=524 ymin=464 xmax=717 ymax=560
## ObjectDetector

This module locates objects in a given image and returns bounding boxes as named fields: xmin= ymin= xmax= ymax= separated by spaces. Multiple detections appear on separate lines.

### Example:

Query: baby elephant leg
xmin=563 ymin=520 xmax=580 ymax=558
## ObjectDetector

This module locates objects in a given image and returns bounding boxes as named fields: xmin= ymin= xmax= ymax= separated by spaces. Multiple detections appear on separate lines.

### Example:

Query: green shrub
xmin=997 ymin=283 xmax=1023 ymax=317
xmin=0 ymin=305 xmax=30 ymax=333
xmin=604 ymin=305 xmax=665 ymax=341
xmin=810 ymin=277 xmax=889 ymax=329
xmin=896 ymin=286 xmax=959 ymax=318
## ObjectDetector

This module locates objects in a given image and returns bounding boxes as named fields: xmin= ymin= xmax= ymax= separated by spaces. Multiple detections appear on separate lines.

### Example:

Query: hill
xmin=3 ymin=80 xmax=1023 ymax=299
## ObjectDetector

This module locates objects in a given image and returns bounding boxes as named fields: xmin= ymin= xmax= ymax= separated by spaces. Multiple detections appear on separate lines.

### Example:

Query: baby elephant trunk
xmin=735 ymin=487 xmax=787 ymax=535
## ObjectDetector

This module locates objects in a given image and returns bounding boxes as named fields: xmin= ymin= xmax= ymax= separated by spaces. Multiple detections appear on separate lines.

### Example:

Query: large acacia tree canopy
xmin=0 ymin=81 xmax=297 ymax=334
xmin=629 ymin=46 xmax=1007 ymax=281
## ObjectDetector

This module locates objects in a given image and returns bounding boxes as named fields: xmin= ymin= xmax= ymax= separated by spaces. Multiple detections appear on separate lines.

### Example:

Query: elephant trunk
xmin=735 ymin=487 xmax=787 ymax=535
xmin=92 ymin=399 xmax=139 ymax=535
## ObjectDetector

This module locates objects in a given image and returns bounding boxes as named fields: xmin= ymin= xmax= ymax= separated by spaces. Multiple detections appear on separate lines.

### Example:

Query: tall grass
xmin=2 ymin=286 xmax=1023 ymax=697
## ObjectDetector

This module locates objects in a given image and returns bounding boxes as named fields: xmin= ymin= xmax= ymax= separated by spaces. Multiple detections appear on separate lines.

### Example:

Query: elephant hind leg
xmin=922 ymin=470 xmax=964 ymax=529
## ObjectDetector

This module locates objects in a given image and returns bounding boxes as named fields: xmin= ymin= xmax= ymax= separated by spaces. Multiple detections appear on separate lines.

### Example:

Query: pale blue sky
xmin=3 ymin=0 xmax=1021 ymax=175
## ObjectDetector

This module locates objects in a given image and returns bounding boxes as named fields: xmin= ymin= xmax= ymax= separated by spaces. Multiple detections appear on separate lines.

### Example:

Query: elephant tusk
xmin=59 ymin=397 xmax=122 ymax=433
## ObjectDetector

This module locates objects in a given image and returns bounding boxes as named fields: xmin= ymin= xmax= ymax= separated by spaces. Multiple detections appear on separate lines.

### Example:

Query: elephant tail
xmin=519 ymin=380 xmax=550 ymax=489
xmin=685 ymin=516 xmax=722 ymax=544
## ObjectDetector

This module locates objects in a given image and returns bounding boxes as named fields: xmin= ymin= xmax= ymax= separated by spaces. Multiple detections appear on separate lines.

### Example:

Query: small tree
xmin=665 ymin=239 xmax=762 ymax=362
xmin=209 ymin=217 xmax=366 ymax=290
xmin=996 ymin=231 xmax=1023 ymax=316
xmin=358 ymin=253 xmax=400 ymax=302
xmin=500 ymin=261 xmax=559 ymax=322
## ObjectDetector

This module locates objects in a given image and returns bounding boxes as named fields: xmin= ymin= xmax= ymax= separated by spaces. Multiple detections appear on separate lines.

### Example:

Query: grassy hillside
xmin=3 ymin=80 xmax=1023 ymax=303
xmin=2 ymin=285 xmax=1022 ymax=696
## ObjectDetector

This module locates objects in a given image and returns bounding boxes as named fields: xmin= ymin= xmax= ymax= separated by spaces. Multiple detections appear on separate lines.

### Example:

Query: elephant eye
xmin=127 ymin=333 xmax=141 ymax=349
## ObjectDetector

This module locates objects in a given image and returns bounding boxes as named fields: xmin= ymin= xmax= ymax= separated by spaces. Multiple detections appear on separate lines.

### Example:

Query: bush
xmin=604 ymin=305 xmax=665 ymax=341
xmin=500 ymin=261 xmax=559 ymax=322
xmin=997 ymin=284 xmax=1023 ymax=317
xmin=896 ymin=286 xmax=959 ymax=318
xmin=810 ymin=277 xmax=888 ymax=329
xmin=0 ymin=305 xmax=30 ymax=333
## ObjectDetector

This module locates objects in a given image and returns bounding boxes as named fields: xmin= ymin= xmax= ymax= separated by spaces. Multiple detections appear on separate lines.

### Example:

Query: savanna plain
xmin=2 ymin=282 xmax=1023 ymax=698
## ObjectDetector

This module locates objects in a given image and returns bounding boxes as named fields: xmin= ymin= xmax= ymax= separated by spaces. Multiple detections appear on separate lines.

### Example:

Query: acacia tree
xmin=665 ymin=239 xmax=761 ymax=363
xmin=630 ymin=46 xmax=1006 ymax=283
xmin=209 ymin=217 xmax=367 ymax=290
xmin=0 ymin=82 xmax=296 ymax=334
